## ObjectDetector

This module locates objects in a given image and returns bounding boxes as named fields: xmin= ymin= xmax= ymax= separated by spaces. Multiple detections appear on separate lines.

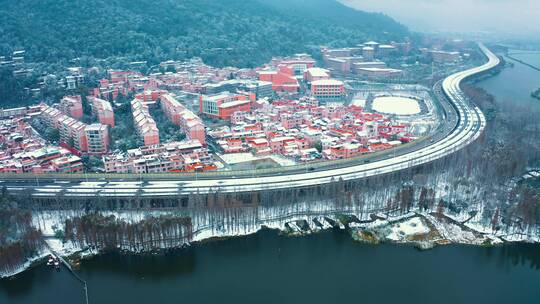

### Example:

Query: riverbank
xmin=3 ymin=47 xmax=540 ymax=281
xmin=4 ymin=230 xmax=540 ymax=304
xmin=0 ymin=251 xmax=49 ymax=280
xmin=3 ymin=206 xmax=537 ymax=281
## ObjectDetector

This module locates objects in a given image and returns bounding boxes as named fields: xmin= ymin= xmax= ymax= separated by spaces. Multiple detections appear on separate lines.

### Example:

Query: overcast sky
xmin=341 ymin=0 xmax=540 ymax=36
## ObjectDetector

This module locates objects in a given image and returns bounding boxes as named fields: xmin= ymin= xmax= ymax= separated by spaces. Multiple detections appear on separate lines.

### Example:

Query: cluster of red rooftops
xmin=0 ymin=115 xmax=85 ymax=174
xmin=0 ymin=43 xmax=421 ymax=174
xmin=209 ymin=97 xmax=412 ymax=162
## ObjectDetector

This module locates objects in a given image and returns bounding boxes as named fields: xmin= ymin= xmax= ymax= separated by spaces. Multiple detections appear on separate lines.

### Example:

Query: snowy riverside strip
xmin=1 ymin=44 xmax=500 ymax=197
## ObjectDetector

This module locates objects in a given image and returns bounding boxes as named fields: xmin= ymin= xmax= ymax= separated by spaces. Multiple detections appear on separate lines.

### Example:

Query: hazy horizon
xmin=341 ymin=0 xmax=540 ymax=37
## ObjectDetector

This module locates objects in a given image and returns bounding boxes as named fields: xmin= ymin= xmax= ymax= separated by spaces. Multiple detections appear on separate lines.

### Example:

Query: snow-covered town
xmin=2 ymin=1 xmax=540 ymax=302
xmin=0 ymin=40 xmax=460 ymax=174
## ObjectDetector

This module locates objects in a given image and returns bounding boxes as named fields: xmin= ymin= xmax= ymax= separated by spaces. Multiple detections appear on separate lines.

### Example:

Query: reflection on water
xmin=2 ymin=230 xmax=540 ymax=304
xmin=508 ymin=51 xmax=540 ymax=68
xmin=477 ymin=51 xmax=540 ymax=105
xmin=80 ymin=248 xmax=198 ymax=278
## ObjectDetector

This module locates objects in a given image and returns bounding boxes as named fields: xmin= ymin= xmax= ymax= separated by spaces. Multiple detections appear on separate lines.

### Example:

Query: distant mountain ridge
xmin=0 ymin=0 xmax=408 ymax=67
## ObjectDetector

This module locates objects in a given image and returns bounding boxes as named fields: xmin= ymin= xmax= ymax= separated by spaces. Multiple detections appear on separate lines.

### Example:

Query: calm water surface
xmin=2 ymin=51 xmax=540 ymax=304
xmin=477 ymin=50 xmax=540 ymax=105
xmin=1 ymin=230 xmax=540 ymax=304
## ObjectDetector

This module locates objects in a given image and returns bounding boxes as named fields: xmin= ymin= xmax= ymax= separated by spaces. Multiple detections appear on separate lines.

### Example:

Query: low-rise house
xmin=102 ymin=140 xmax=213 ymax=173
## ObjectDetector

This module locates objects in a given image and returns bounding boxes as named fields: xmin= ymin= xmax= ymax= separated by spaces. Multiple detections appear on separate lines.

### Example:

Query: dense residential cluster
xmin=38 ymin=104 xmax=110 ymax=154
xmin=0 ymin=114 xmax=84 ymax=173
xmin=209 ymin=98 xmax=410 ymax=161
xmin=0 ymin=39 xmax=462 ymax=174
xmin=103 ymin=140 xmax=214 ymax=174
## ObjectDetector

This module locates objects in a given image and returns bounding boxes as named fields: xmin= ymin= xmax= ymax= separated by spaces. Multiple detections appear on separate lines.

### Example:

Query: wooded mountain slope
xmin=0 ymin=0 xmax=408 ymax=67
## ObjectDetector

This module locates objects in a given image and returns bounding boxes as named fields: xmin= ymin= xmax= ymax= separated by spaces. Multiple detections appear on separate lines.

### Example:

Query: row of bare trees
xmin=10 ymin=75 xmax=540 ymax=251
xmin=64 ymin=213 xmax=193 ymax=252
xmin=0 ymin=189 xmax=44 ymax=275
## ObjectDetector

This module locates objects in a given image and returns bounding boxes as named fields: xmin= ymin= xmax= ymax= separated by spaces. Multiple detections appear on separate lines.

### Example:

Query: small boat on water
xmin=47 ymin=255 xmax=55 ymax=266
xmin=47 ymin=254 xmax=61 ymax=269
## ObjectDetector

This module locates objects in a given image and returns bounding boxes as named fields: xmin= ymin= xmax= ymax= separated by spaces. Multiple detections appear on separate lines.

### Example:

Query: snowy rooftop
xmin=372 ymin=96 xmax=421 ymax=116
xmin=220 ymin=99 xmax=250 ymax=109
xmin=358 ymin=68 xmax=402 ymax=72
xmin=306 ymin=68 xmax=330 ymax=77
xmin=311 ymin=79 xmax=344 ymax=86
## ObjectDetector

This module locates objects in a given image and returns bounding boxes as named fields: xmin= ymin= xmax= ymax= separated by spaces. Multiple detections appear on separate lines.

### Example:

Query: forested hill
xmin=0 ymin=0 xmax=408 ymax=68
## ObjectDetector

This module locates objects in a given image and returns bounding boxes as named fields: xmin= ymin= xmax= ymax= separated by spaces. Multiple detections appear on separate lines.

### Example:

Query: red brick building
xmin=199 ymin=93 xmax=251 ymax=120
xmin=161 ymin=94 xmax=206 ymax=144
xmin=310 ymin=79 xmax=345 ymax=102
xmin=258 ymin=65 xmax=300 ymax=93
xmin=58 ymin=95 xmax=83 ymax=119
xmin=87 ymin=96 xmax=115 ymax=127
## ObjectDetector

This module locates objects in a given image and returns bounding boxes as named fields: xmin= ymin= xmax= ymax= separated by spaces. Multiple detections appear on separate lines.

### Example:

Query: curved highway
xmin=1 ymin=44 xmax=500 ymax=198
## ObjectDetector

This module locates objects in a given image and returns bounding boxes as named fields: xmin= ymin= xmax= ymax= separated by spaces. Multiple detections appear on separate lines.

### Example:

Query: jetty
xmin=506 ymin=54 xmax=540 ymax=72
xmin=44 ymin=241 xmax=89 ymax=304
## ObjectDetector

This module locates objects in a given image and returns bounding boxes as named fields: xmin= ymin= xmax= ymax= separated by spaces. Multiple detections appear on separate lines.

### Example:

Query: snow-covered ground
xmin=385 ymin=217 xmax=430 ymax=241
xmin=9 ymin=170 xmax=539 ymax=279
xmin=0 ymin=250 xmax=49 ymax=279
xmin=218 ymin=153 xmax=296 ymax=168
xmin=351 ymin=99 xmax=366 ymax=107
xmin=8 ymin=201 xmax=539 ymax=279
xmin=218 ymin=153 xmax=260 ymax=165
xmin=372 ymin=96 xmax=421 ymax=115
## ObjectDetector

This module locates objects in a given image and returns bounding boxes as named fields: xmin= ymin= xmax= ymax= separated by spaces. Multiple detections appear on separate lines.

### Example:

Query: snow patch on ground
xmin=372 ymin=96 xmax=421 ymax=115
xmin=45 ymin=238 xmax=84 ymax=257
xmin=385 ymin=217 xmax=430 ymax=241
xmin=218 ymin=153 xmax=296 ymax=168
xmin=0 ymin=250 xmax=49 ymax=279
xmin=351 ymin=99 xmax=366 ymax=107
xmin=15 ymin=181 xmax=539 ymax=279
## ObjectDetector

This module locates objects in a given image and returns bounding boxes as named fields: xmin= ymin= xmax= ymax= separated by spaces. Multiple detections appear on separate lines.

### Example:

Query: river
xmin=2 ymin=50 xmax=540 ymax=304
xmin=476 ymin=50 xmax=540 ymax=105
xmin=2 ymin=230 xmax=540 ymax=304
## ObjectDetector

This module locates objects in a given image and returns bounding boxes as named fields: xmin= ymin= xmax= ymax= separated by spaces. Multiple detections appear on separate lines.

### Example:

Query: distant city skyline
xmin=341 ymin=0 xmax=540 ymax=37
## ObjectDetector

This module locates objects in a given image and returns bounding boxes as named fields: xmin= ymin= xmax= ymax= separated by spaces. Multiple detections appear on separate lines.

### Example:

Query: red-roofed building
xmin=311 ymin=79 xmax=346 ymax=102
xmin=109 ymin=70 xmax=142 ymax=84
xmin=87 ymin=96 xmax=115 ymax=127
xmin=199 ymin=92 xmax=251 ymax=120
xmin=58 ymin=96 xmax=83 ymax=119
xmin=136 ymin=90 xmax=168 ymax=103
xmin=258 ymin=65 xmax=300 ymax=93
xmin=161 ymin=94 xmax=206 ymax=144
